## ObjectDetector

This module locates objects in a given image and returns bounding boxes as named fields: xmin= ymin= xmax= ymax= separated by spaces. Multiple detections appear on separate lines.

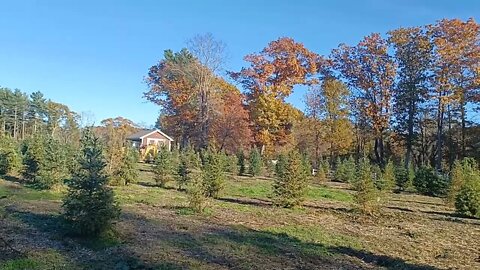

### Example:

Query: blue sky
xmin=0 ymin=0 xmax=478 ymax=126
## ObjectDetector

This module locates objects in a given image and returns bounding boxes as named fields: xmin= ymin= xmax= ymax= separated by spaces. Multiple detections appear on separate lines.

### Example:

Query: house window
xmin=147 ymin=138 xmax=166 ymax=146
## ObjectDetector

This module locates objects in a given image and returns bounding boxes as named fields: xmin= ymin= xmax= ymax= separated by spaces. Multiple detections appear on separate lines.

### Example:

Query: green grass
xmin=306 ymin=186 xmax=353 ymax=202
xmin=0 ymin=179 xmax=63 ymax=201
xmin=0 ymin=250 xmax=75 ymax=270
xmin=223 ymin=178 xmax=272 ymax=199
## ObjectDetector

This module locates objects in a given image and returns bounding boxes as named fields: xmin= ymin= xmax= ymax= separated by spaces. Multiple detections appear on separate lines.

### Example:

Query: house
xmin=126 ymin=129 xmax=174 ymax=157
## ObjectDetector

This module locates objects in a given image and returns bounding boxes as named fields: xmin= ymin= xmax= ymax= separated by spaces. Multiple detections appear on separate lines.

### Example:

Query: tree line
xmin=145 ymin=18 xmax=480 ymax=173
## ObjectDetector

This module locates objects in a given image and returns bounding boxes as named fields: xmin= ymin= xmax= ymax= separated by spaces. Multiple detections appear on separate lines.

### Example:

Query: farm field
xmin=1 ymin=165 xmax=479 ymax=270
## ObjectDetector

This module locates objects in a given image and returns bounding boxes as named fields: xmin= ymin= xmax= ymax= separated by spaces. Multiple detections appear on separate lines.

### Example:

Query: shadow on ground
xmin=3 ymin=200 xmax=440 ymax=269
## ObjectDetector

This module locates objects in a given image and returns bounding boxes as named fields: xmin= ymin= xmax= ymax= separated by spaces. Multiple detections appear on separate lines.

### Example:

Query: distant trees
xmin=62 ymin=130 xmax=120 ymax=237
xmin=0 ymin=135 xmax=21 ymax=175
xmin=145 ymin=34 xmax=251 ymax=152
xmin=231 ymin=37 xmax=319 ymax=154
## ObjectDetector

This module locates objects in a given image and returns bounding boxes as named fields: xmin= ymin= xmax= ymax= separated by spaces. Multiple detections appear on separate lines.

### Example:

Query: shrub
xmin=273 ymin=150 xmax=308 ymax=208
xmin=413 ymin=166 xmax=448 ymax=197
xmin=0 ymin=135 xmax=21 ymax=175
xmin=353 ymin=158 xmax=379 ymax=214
xmin=447 ymin=158 xmax=477 ymax=205
xmin=225 ymin=154 xmax=239 ymax=175
xmin=248 ymin=147 xmax=262 ymax=177
xmin=62 ymin=130 xmax=120 ymax=237
xmin=202 ymin=150 xmax=225 ymax=198
xmin=153 ymin=146 xmax=172 ymax=187
xmin=455 ymin=175 xmax=480 ymax=218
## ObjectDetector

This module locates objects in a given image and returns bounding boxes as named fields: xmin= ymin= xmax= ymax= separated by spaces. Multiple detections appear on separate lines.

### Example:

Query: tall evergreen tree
xmin=62 ymin=130 xmax=120 ymax=237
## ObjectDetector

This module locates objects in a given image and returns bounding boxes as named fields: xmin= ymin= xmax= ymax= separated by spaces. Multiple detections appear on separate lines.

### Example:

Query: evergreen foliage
xmin=273 ymin=150 xmax=308 ymax=208
xmin=413 ymin=166 xmax=449 ymax=197
xmin=353 ymin=158 xmax=379 ymax=214
xmin=248 ymin=147 xmax=262 ymax=176
xmin=22 ymin=135 xmax=68 ymax=189
xmin=153 ymin=146 xmax=173 ymax=187
xmin=187 ymin=173 xmax=207 ymax=213
xmin=237 ymin=151 xmax=246 ymax=176
xmin=176 ymin=154 xmax=192 ymax=190
xmin=114 ymin=146 xmax=139 ymax=186
xmin=62 ymin=130 xmax=120 ymax=237
xmin=202 ymin=149 xmax=225 ymax=198
xmin=0 ymin=135 xmax=21 ymax=175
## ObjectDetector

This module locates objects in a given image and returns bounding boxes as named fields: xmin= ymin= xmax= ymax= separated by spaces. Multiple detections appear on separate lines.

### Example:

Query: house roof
xmin=126 ymin=129 xmax=174 ymax=141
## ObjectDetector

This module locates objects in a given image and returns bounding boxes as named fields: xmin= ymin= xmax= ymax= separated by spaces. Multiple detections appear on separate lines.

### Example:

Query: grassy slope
xmin=0 ymin=168 xmax=479 ymax=269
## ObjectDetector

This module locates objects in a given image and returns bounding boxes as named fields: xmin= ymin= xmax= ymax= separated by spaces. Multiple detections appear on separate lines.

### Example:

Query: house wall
xmin=141 ymin=132 xmax=171 ymax=150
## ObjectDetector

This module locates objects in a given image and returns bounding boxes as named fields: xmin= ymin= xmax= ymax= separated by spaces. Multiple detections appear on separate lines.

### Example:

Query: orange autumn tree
xmin=145 ymin=49 xmax=200 ymax=148
xmin=332 ymin=33 xmax=396 ymax=166
xmin=231 ymin=37 xmax=319 ymax=154
xmin=209 ymin=80 xmax=252 ymax=154
xmin=429 ymin=18 xmax=480 ymax=168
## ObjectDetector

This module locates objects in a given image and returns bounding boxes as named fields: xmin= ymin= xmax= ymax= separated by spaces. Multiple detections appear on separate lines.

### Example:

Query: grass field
xmin=0 ymin=165 xmax=479 ymax=269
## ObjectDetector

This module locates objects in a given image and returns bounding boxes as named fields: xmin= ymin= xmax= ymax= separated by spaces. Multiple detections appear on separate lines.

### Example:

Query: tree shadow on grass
xmin=136 ymin=181 xmax=177 ymax=190
xmin=7 ymin=204 xmax=440 ymax=270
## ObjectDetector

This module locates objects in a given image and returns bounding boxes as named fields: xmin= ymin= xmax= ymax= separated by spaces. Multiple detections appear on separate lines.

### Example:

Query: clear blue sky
xmin=0 ymin=0 xmax=478 ymax=126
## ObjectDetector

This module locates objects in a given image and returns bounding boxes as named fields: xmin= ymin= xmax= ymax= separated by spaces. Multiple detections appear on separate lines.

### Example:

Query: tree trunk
xmin=405 ymin=100 xmax=415 ymax=168
xmin=435 ymin=101 xmax=445 ymax=171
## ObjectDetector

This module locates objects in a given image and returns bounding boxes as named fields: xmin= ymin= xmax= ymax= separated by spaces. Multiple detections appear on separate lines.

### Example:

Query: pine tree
xmin=62 ymin=130 xmax=120 ymax=237
xmin=315 ymin=161 xmax=327 ymax=182
xmin=0 ymin=135 xmax=21 ymax=175
xmin=381 ymin=160 xmax=396 ymax=192
xmin=115 ymin=146 xmax=139 ymax=186
xmin=275 ymin=153 xmax=287 ymax=179
xmin=343 ymin=156 xmax=356 ymax=183
xmin=153 ymin=146 xmax=172 ymax=187
xmin=454 ymin=160 xmax=480 ymax=218
xmin=22 ymin=134 xmax=67 ymax=189
xmin=187 ymin=173 xmax=207 ymax=213
xmin=176 ymin=154 xmax=191 ymax=190
xmin=354 ymin=157 xmax=379 ymax=214
xmin=301 ymin=153 xmax=313 ymax=181
xmin=237 ymin=151 xmax=246 ymax=176
xmin=202 ymin=149 xmax=225 ymax=198
xmin=248 ymin=147 xmax=262 ymax=177
xmin=273 ymin=150 xmax=308 ymax=208
xmin=226 ymin=154 xmax=239 ymax=175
